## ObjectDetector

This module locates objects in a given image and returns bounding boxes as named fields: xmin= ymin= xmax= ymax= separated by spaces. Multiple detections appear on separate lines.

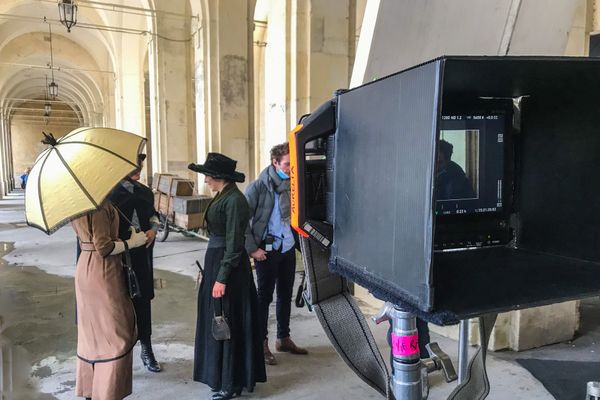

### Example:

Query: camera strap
xmin=299 ymin=237 xmax=391 ymax=398
xmin=299 ymin=236 xmax=496 ymax=400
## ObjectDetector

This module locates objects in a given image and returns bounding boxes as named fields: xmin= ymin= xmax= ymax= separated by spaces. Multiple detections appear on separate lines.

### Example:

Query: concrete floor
xmin=1 ymin=190 xmax=598 ymax=399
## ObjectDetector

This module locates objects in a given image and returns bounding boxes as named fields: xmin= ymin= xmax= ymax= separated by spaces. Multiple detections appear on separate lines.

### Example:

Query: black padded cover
xmin=329 ymin=56 xmax=600 ymax=324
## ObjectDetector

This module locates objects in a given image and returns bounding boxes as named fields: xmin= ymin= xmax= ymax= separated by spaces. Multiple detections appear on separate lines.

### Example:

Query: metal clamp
xmin=424 ymin=342 xmax=458 ymax=383
xmin=374 ymin=302 xmax=458 ymax=400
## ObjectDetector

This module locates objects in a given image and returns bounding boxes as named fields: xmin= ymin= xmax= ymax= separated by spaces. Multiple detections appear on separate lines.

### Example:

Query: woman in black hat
xmin=189 ymin=153 xmax=266 ymax=400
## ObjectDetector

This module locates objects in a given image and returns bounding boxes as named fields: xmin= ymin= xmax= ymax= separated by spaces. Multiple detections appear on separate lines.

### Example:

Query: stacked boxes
xmin=152 ymin=173 xmax=211 ymax=229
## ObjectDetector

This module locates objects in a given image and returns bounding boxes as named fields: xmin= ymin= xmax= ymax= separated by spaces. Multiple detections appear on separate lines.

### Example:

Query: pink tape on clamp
xmin=391 ymin=333 xmax=419 ymax=357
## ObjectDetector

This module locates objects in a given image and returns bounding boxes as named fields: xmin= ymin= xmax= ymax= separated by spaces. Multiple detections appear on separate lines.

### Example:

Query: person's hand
xmin=251 ymin=248 xmax=267 ymax=261
xmin=127 ymin=227 xmax=148 ymax=249
xmin=212 ymin=282 xmax=226 ymax=298
xmin=145 ymin=230 xmax=156 ymax=247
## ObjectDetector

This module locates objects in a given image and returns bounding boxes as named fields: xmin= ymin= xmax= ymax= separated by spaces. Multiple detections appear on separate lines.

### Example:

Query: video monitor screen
xmin=436 ymin=114 xmax=505 ymax=216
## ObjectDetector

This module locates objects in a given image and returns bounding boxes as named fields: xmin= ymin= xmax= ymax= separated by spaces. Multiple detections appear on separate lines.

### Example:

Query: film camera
xmin=290 ymin=56 xmax=600 ymax=325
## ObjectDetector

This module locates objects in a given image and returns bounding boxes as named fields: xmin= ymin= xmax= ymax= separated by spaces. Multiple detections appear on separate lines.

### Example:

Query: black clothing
xmin=203 ymin=184 xmax=250 ymax=284
xmin=133 ymin=296 xmax=152 ymax=342
xmin=437 ymin=161 xmax=475 ymax=200
xmin=255 ymin=248 xmax=296 ymax=340
xmin=109 ymin=180 xmax=157 ymax=341
xmin=193 ymin=184 xmax=266 ymax=393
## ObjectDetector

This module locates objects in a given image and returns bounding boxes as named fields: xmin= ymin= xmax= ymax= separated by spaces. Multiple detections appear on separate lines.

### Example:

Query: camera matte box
xmin=329 ymin=56 xmax=600 ymax=325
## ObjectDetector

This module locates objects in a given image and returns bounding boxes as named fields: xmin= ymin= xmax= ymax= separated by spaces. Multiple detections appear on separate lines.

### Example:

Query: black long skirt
xmin=193 ymin=248 xmax=267 ymax=392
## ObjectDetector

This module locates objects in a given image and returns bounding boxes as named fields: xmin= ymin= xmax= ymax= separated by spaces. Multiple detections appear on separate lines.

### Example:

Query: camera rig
xmin=289 ymin=56 xmax=600 ymax=399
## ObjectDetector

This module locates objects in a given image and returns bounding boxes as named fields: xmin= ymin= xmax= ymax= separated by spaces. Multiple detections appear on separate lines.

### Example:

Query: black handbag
xmin=123 ymin=241 xmax=142 ymax=299
xmin=212 ymin=298 xmax=231 ymax=341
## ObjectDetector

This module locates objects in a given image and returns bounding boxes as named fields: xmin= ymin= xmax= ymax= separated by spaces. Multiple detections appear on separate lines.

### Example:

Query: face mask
xmin=276 ymin=169 xmax=289 ymax=180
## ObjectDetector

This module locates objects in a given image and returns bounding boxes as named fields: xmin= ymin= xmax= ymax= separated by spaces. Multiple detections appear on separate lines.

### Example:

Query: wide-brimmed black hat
xmin=188 ymin=152 xmax=245 ymax=183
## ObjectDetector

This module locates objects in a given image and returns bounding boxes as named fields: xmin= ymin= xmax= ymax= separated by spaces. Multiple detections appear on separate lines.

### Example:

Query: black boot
xmin=210 ymin=388 xmax=242 ymax=400
xmin=140 ymin=341 xmax=161 ymax=372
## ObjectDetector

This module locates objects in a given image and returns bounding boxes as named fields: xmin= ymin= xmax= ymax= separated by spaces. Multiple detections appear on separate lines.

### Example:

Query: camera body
xmin=290 ymin=56 xmax=600 ymax=325
xmin=264 ymin=235 xmax=275 ymax=252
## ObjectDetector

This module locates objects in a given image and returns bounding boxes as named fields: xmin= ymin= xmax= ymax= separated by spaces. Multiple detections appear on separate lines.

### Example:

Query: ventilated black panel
xmin=331 ymin=60 xmax=441 ymax=311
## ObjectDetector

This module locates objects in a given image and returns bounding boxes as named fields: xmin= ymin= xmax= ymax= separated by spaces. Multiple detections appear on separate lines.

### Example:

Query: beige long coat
xmin=71 ymin=201 xmax=137 ymax=400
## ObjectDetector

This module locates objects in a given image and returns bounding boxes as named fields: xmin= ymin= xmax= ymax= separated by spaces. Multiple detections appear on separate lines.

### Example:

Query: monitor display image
xmin=436 ymin=114 xmax=505 ymax=216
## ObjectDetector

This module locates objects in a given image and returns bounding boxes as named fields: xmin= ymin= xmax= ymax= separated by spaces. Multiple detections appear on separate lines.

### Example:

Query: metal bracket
xmin=425 ymin=342 xmax=458 ymax=383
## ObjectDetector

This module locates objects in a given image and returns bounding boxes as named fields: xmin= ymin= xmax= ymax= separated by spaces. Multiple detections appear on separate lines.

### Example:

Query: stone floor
xmin=1 ymin=190 xmax=599 ymax=399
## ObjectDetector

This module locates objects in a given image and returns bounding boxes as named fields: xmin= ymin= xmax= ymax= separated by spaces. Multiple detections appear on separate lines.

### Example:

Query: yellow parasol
xmin=25 ymin=127 xmax=146 ymax=234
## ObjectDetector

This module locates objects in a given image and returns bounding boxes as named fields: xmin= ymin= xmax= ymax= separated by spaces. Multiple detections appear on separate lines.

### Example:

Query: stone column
xmin=147 ymin=0 xmax=196 ymax=180
xmin=306 ymin=0 xmax=352 ymax=108
xmin=3 ymin=117 xmax=14 ymax=192
xmin=0 ymin=117 xmax=7 ymax=197
xmin=262 ymin=0 xmax=291 ymax=168
xmin=201 ymin=0 xmax=255 ymax=188
xmin=252 ymin=0 xmax=353 ymax=170
xmin=115 ymin=35 xmax=146 ymax=135
xmin=564 ymin=0 xmax=593 ymax=56
xmin=192 ymin=14 xmax=208 ymax=183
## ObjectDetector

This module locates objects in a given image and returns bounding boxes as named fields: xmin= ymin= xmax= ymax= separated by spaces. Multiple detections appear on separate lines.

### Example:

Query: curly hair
xmin=270 ymin=142 xmax=289 ymax=163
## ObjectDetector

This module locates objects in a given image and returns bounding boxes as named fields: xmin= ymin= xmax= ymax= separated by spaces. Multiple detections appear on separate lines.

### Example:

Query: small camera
xmin=265 ymin=235 xmax=274 ymax=252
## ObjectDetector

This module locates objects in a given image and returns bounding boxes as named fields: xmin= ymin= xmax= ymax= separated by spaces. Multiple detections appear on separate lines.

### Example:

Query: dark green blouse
xmin=205 ymin=183 xmax=251 ymax=284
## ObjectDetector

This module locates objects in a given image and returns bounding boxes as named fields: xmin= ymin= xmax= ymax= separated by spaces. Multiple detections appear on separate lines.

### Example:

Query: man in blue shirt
xmin=245 ymin=143 xmax=308 ymax=365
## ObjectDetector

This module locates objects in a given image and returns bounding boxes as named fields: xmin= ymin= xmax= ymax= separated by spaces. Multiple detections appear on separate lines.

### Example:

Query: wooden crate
xmin=158 ymin=176 xmax=194 ymax=196
xmin=153 ymin=191 xmax=173 ymax=215
xmin=173 ymin=213 xmax=203 ymax=229
xmin=172 ymin=195 xmax=212 ymax=214
xmin=151 ymin=173 xmax=174 ymax=191
xmin=154 ymin=173 xmax=195 ymax=196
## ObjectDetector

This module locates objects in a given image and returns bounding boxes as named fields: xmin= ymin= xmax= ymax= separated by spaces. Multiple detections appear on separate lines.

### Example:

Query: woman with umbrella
xmin=189 ymin=153 xmax=266 ymax=400
xmin=25 ymin=129 xmax=149 ymax=400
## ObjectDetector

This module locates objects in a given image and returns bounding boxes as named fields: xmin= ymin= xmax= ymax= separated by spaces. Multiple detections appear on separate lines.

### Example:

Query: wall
xmin=10 ymin=121 xmax=78 ymax=184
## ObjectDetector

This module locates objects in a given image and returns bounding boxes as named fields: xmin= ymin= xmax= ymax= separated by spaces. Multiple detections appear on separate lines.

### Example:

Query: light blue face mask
xmin=276 ymin=169 xmax=290 ymax=180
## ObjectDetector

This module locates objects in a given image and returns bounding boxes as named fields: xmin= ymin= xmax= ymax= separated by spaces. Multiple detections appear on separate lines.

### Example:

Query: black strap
xmin=123 ymin=240 xmax=132 ymax=268
xmin=300 ymin=235 xmax=496 ymax=400
xmin=214 ymin=297 xmax=224 ymax=318
xmin=447 ymin=314 xmax=498 ymax=400
xmin=300 ymin=237 xmax=391 ymax=398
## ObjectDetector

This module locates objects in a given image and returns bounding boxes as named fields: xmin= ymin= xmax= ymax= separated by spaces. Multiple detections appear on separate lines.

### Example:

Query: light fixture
xmin=58 ymin=0 xmax=78 ymax=33
xmin=44 ymin=76 xmax=51 ymax=125
xmin=49 ymin=81 xmax=58 ymax=98
xmin=46 ymin=20 xmax=59 ymax=99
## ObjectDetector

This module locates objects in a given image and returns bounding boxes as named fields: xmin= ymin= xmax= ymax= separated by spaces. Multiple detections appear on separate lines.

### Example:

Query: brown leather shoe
xmin=275 ymin=337 xmax=308 ymax=355
xmin=264 ymin=339 xmax=277 ymax=365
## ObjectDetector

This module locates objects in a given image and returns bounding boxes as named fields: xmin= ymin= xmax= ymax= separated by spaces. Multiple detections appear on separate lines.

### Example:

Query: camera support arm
xmin=300 ymin=234 xmax=497 ymax=399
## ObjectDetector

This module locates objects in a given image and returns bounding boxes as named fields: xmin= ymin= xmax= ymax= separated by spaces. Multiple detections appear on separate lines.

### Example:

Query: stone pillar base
xmin=353 ymin=284 xmax=580 ymax=352
xmin=431 ymin=301 xmax=580 ymax=351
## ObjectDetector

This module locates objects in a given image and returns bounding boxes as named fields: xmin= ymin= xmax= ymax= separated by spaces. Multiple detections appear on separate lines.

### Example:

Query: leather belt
xmin=79 ymin=242 xmax=96 ymax=251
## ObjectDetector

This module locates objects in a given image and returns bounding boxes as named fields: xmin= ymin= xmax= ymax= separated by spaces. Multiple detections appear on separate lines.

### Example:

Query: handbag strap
xmin=122 ymin=240 xmax=133 ymax=270
xmin=214 ymin=297 xmax=224 ymax=318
